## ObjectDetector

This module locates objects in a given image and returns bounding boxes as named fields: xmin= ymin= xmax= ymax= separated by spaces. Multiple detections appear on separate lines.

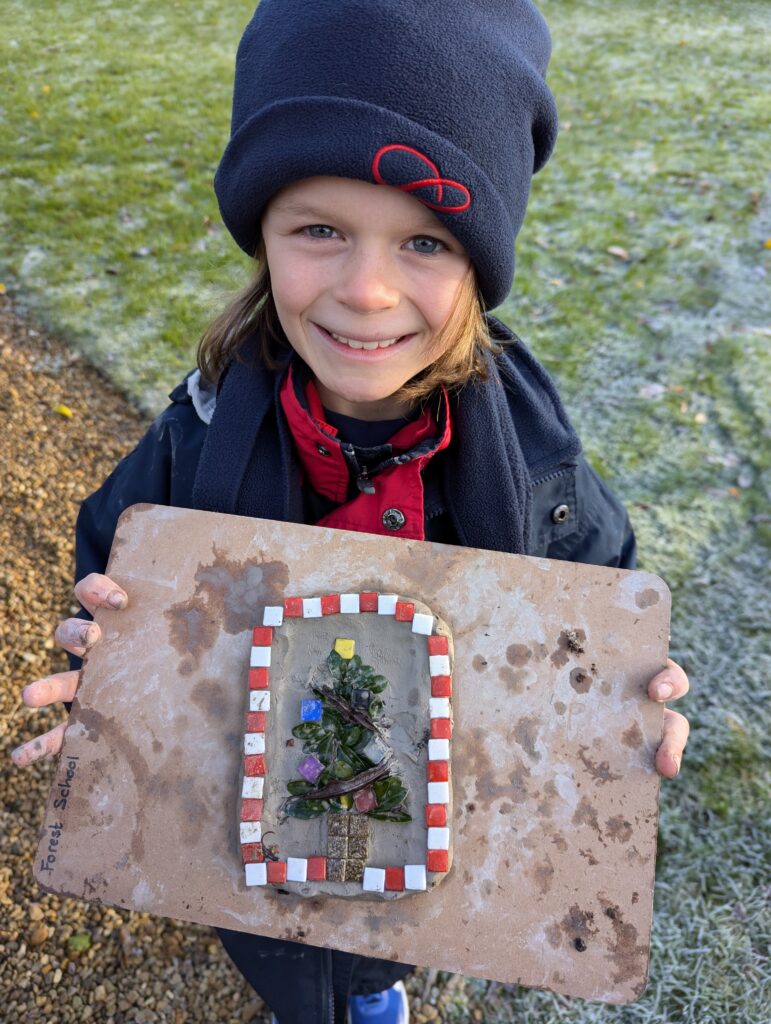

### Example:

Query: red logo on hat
xmin=371 ymin=144 xmax=471 ymax=213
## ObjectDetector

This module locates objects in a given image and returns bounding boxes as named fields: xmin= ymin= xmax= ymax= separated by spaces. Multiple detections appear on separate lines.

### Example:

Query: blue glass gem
xmin=301 ymin=698 xmax=323 ymax=722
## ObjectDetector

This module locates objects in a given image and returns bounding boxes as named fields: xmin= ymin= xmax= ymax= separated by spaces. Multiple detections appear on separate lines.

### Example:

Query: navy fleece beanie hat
xmin=214 ymin=0 xmax=558 ymax=310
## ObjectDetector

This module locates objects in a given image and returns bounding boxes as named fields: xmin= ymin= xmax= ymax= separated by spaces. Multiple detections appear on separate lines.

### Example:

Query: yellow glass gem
xmin=339 ymin=794 xmax=353 ymax=809
xmin=334 ymin=638 xmax=355 ymax=660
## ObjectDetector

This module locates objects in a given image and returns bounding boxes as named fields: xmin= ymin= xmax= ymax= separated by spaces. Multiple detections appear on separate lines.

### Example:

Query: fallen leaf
xmin=67 ymin=932 xmax=92 ymax=952
xmin=607 ymin=245 xmax=630 ymax=261
xmin=53 ymin=403 xmax=73 ymax=418
xmin=0 ymin=283 xmax=5 ymax=294
xmin=669 ymin=384 xmax=685 ymax=393
xmin=694 ymin=412 xmax=707 ymax=424
xmin=764 ymin=239 xmax=771 ymax=250
xmin=42 ymin=84 xmax=51 ymax=94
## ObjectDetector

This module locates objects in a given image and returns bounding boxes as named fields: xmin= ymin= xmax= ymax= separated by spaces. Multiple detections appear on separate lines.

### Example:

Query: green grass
xmin=2 ymin=0 xmax=770 ymax=1020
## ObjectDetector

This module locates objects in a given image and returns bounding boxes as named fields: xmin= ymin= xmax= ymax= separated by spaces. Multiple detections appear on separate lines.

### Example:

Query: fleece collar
xmin=279 ymin=361 xmax=451 ymax=539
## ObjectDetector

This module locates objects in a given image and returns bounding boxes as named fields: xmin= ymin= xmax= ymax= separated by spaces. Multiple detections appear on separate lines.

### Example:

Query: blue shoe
xmin=349 ymin=980 xmax=410 ymax=1023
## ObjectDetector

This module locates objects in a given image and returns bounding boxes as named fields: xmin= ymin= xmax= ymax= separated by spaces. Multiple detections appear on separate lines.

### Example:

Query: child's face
xmin=261 ymin=176 xmax=471 ymax=419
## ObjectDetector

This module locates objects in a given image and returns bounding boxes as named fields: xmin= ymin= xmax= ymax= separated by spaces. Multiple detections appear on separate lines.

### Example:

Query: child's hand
xmin=10 ymin=573 xmax=128 ymax=767
xmin=648 ymin=657 xmax=690 ymax=779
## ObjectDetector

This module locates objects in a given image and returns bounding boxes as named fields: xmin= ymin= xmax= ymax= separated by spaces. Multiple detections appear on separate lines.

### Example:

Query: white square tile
xmin=249 ymin=691 xmax=271 ymax=712
xmin=411 ymin=612 xmax=433 ymax=635
xmin=428 ymin=738 xmax=450 ymax=760
xmin=429 ymin=654 xmax=451 ymax=676
xmin=287 ymin=857 xmax=308 ymax=882
xmin=429 ymin=697 xmax=451 ymax=719
xmin=362 ymin=866 xmax=386 ymax=892
xmin=303 ymin=598 xmax=322 ymax=618
xmin=244 ymin=733 xmax=266 ymax=755
xmin=427 ymin=827 xmax=450 ymax=850
xmin=263 ymin=606 xmax=284 ymax=626
xmin=377 ymin=594 xmax=398 ymax=615
xmin=250 ymin=646 xmax=271 ymax=668
xmin=427 ymin=782 xmax=450 ymax=804
xmin=340 ymin=593 xmax=360 ymax=613
xmin=245 ymin=862 xmax=267 ymax=886
xmin=240 ymin=821 xmax=262 ymax=843
xmin=404 ymin=864 xmax=427 ymax=891
xmin=242 ymin=777 xmax=264 ymax=799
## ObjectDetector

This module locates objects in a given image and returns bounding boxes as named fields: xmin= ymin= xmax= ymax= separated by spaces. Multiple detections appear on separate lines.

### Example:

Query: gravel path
xmin=0 ymin=295 xmax=472 ymax=1023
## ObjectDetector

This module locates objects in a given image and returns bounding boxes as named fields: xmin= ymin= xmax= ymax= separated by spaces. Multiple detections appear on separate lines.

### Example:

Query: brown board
xmin=35 ymin=503 xmax=669 ymax=1003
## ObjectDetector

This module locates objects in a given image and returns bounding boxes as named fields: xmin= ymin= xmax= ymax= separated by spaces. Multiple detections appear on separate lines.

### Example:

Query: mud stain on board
xmin=569 ymin=667 xmax=592 ymax=694
xmin=191 ymin=678 xmax=230 ymax=718
xmin=536 ymin=780 xmax=558 ymax=818
xmin=472 ymin=654 xmax=488 ymax=672
xmin=454 ymin=727 xmax=532 ymax=810
xmin=545 ymin=923 xmax=562 ymax=949
xmin=506 ymin=644 xmax=531 ymax=667
xmin=577 ymin=745 xmax=623 ymax=786
xmin=599 ymin=895 xmax=648 ymax=988
xmin=530 ymin=854 xmax=555 ymax=895
xmin=499 ymin=666 xmax=526 ymax=693
xmin=572 ymin=796 xmax=604 ymax=844
xmin=76 ymin=707 xmax=149 ymax=863
xmin=622 ymin=721 xmax=644 ymax=749
xmin=561 ymin=905 xmax=598 ymax=952
xmin=605 ymin=816 xmax=633 ymax=843
xmin=635 ymin=588 xmax=660 ymax=609
xmin=511 ymin=715 xmax=542 ymax=762
xmin=551 ymin=628 xmax=587 ymax=668
xmin=165 ymin=547 xmax=289 ymax=672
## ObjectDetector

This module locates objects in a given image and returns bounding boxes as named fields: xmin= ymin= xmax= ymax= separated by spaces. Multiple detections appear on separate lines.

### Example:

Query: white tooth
xmin=362 ymin=341 xmax=379 ymax=350
xmin=378 ymin=338 xmax=397 ymax=348
xmin=348 ymin=339 xmax=364 ymax=349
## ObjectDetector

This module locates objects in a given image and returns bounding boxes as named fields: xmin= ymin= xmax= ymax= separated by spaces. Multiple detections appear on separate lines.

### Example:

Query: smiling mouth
xmin=316 ymin=324 xmax=410 ymax=350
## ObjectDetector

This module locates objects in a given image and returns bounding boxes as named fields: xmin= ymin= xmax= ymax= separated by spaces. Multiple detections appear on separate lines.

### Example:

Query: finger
xmin=53 ymin=617 xmax=102 ymax=657
xmin=73 ymin=572 xmax=128 ymax=616
xmin=649 ymin=657 xmax=690 ymax=703
xmin=11 ymin=722 xmax=68 ymax=767
xmin=22 ymin=671 xmax=80 ymax=709
xmin=656 ymin=708 xmax=690 ymax=778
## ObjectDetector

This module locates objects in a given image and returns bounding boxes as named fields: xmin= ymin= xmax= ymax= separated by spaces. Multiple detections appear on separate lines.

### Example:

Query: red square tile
xmin=249 ymin=668 xmax=270 ymax=690
xmin=284 ymin=596 xmax=303 ymax=617
xmin=425 ymin=804 xmax=447 ymax=828
xmin=244 ymin=754 xmax=265 ymax=776
xmin=385 ymin=866 xmax=405 ymax=892
xmin=427 ymin=760 xmax=449 ymax=782
xmin=252 ymin=626 xmax=273 ymax=646
xmin=321 ymin=593 xmax=340 ymax=615
xmin=427 ymin=850 xmax=449 ymax=873
xmin=427 ymin=635 xmax=449 ymax=656
xmin=241 ymin=843 xmax=264 ymax=864
xmin=431 ymin=675 xmax=452 ymax=698
xmin=245 ymin=711 xmax=267 ymax=732
xmin=240 ymin=799 xmax=263 ymax=822
xmin=430 ymin=718 xmax=452 ymax=740
xmin=394 ymin=601 xmax=415 ymax=622
xmin=266 ymin=860 xmax=287 ymax=884
xmin=306 ymin=856 xmax=327 ymax=881
xmin=359 ymin=592 xmax=378 ymax=612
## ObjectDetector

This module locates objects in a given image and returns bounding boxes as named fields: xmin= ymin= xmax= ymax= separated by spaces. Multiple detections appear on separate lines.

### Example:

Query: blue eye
xmin=409 ymin=236 xmax=445 ymax=255
xmin=305 ymin=224 xmax=337 ymax=238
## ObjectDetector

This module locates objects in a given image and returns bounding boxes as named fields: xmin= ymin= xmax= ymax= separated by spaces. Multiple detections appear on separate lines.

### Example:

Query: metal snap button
xmin=317 ymin=444 xmax=331 ymax=457
xmin=382 ymin=508 xmax=406 ymax=531
xmin=551 ymin=503 xmax=570 ymax=524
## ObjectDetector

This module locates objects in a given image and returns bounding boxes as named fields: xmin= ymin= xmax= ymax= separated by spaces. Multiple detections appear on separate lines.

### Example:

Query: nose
xmin=331 ymin=246 xmax=400 ymax=313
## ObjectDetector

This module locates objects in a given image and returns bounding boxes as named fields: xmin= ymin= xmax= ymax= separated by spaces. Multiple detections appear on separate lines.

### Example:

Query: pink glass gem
xmin=298 ymin=754 xmax=324 ymax=784
xmin=353 ymin=785 xmax=378 ymax=813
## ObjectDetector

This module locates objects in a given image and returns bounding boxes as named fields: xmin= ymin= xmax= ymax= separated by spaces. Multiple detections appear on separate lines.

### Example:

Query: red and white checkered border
xmin=239 ymin=592 xmax=453 ymax=892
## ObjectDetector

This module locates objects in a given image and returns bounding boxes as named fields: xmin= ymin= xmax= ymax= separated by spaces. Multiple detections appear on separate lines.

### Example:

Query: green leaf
xmin=286 ymin=779 xmax=313 ymax=796
xmin=67 ymin=932 xmax=92 ymax=952
xmin=367 ymin=809 xmax=412 ymax=823
xmin=344 ymin=726 xmax=362 ymax=747
xmin=286 ymin=798 xmax=327 ymax=819
xmin=331 ymin=759 xmax=353 ymax=780
xmin=369 ymin=675 xmax=389 ymax=694
xmin=292 ymin=722 xmax=322 ymax=741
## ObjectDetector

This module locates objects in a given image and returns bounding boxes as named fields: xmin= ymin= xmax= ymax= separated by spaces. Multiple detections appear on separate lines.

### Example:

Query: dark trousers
xmin=217 ymin=928 xmax=415 ymax=1024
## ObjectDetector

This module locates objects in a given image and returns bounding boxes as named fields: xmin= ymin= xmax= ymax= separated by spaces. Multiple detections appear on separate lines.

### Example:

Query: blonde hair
xmin=197 ymin=235 xmax=501 ymax=406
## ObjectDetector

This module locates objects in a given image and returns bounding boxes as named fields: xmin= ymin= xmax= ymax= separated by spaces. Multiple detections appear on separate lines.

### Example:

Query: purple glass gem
xmin=298 ymin=754 xmax=324 ymax=784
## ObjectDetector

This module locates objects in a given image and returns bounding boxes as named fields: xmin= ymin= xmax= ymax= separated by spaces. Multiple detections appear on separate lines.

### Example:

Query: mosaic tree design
xmin=284 ymin=640 xmax=411 ymax=880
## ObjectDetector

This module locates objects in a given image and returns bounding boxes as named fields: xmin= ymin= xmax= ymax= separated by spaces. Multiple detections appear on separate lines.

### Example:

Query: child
xmin=12 ymin=2 xmax=690 ymax=1022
